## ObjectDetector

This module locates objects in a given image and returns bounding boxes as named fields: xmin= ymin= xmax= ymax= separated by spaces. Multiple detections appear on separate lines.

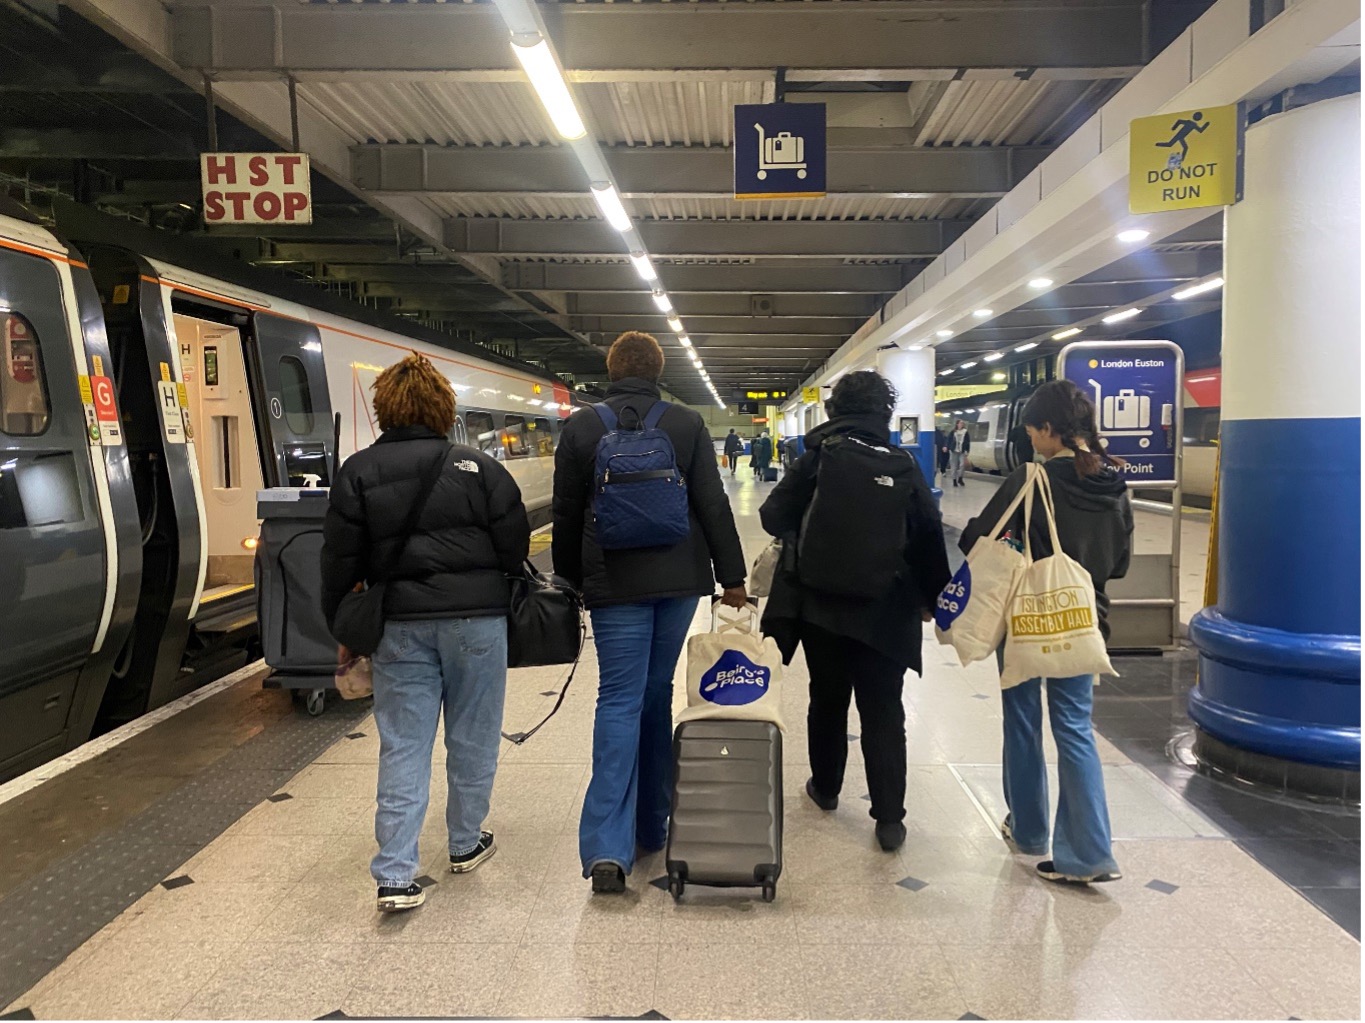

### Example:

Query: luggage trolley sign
xmin=1059 ymin=341 xmax=1183 ymax=484
xmin=734 ymin=103 xmax=826 ymax=200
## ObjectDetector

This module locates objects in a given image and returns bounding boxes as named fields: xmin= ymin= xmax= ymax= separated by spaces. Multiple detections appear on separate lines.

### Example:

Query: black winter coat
xmin=552 ymin=378 xmax=746 ymax=609
xmin=723 ymin=432 xmax=743 ymax=455
xmin=758 ymin=414 xmax=952 ymax=672
xmin=320 ymin=425 xmax=531 ymax=628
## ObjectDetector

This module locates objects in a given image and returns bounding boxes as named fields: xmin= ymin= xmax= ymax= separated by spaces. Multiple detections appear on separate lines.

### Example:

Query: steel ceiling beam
xmin=173 ymin=2 xmax=1147 ymax=75
xmin=353 ymin=144 xmax=1047 ymax=199
xmin=447 ymin=218 xmax=966 ymax=259
xmin=501 ymin=262 xmax=918 ymax=294
xmin=573 ymin=316 xmax=863 ymax=336
xmin=567 ymin=292 xmax=878 ymax=318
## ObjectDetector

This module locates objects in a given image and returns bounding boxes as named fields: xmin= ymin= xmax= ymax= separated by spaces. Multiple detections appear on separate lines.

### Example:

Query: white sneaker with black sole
xmin=376 ymin=882 xmax=426 ymax=912
xmin=450 ymin=831 xmax=497 ymax=873
xmin=1035 ymin=860 xmax=1122 ymax=885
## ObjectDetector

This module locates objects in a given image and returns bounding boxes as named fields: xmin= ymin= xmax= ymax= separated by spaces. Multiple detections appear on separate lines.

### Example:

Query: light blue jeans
xmin=1001 ymin=674 xmax=1119 ymax=878
xmin=580 ymin=596 xmax=698 ymax=877
xmin=369 ymin=616 xmax=507 ymax=888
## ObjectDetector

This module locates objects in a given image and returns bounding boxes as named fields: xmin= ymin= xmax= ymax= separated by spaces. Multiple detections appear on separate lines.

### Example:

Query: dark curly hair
xmin=828 ymin=370 xmax=898 ymax=421
xmin=372 ymin=352 xmax=456 ymax=436
xmin=1021 ymin=379 xmax=1124 ymax=477
xmin=606 ymin=331 xmax=665 ymax=382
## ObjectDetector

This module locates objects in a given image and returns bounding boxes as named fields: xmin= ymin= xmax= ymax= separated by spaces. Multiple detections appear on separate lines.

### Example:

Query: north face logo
xmin=874 ymin=475 xmax=894 ymax=487
xmin=455 ymin=459 xmax=479 ymax=473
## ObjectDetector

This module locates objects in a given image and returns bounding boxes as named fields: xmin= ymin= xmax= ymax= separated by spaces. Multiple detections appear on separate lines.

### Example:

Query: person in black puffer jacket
xmin=321 ymin=353 xmax=529 ymax=914
xmin=760 ymin=371 xmax=951 ymax=853
xmin=553 ymin=330 xmax=747 ymax=894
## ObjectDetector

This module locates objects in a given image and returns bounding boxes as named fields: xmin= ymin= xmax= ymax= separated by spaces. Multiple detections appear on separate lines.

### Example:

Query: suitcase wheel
xmin=304 ymin=688 xmax=327 ymax=717
xmin=668 ymin=875 xmax=685 ymax=901
xmin=761 ymin=877 xmax=777 ymax=903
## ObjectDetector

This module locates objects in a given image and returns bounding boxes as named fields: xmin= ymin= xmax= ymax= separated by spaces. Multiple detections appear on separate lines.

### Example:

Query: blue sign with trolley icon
xmin=734 ymin=103 xmax=826 ymax=200
xmin=1059 ymin=341 xmax=1184 ymax=485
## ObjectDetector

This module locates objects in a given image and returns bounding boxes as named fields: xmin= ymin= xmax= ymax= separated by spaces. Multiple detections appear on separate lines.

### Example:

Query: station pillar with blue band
xmin=876 ymin=346 xmax=939 ymax=497
xmin=1188 ymin=94 xmax=1361 ymax=778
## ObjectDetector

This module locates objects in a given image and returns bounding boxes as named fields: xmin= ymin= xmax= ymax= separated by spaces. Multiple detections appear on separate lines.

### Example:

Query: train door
xmin=0 ymin=246 xmax=107 ymax=772
xmin=246 ymin=315 xmax=335 ymax=487
xmin=174 ymin=314 xmax=266 ymax=593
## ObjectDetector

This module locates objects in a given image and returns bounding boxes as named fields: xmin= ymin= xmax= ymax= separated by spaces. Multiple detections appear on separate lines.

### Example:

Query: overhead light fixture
xmin=992 ymin=372 xmax=1006 ymax=382
xmin=1052 ymin=327 xmax=1082 ymax=341
xmin=1014 ymin=342 xmax=1039 ymax=352
xmin=973 ymin=309 xmax=993 ymax=319
xmin=629 ymin=252 xmax=658 ymax=283
xmin=591 ymin=182 xmax=632 ymax=232
xmin=1102 ymin=307 xmax=1142 ymax=324
xmin=651 ymin=291 xmax=673 ymax=313
xmin=510 ymin=37 xmax=586 ymax=140
xmin=936 ymin=330 xmax=953 ymax=339
xmin=906 ymin=344 xmax=925 ymax=351
xmin=1117 ymin=229 xmax=1150 ymax=243
xmin=960 ymin=361 xmax=979 ymax=369
xmin=678 ymin=335 xmax=692 ymax=348
xmin=939 ymin=368 xmax=954 ymax=377
xmin=667 ymin=315 xmax=684 ymax=333
xmin=983 ymin=353 xmax=1004 ymax=362
xmin=1173 ymin=276 xmax=1225 ymax=300
xmin=1028 ymin=277 xmax=1053 ymax=290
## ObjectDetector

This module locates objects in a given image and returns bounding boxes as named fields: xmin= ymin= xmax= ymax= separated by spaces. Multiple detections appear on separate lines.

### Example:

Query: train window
xmin=1183 ymin=408 xmax=1221 ymax=447
xmin=503 ymin=415 xmax=529 ymax=459
xmin=0 ymin=312 xmax=51 ymax=436
xmin=465 ymin=411 xmax=498 ymax=455
xmin=278 ymin=356 xmax=315 ymax=435
xmin=0 ymin=452 xmax=84 ymax=529
xmin=283 ymin=443 xmax=330 ymax=487
xmin=530 ymin=417 xmax=555 ymax=456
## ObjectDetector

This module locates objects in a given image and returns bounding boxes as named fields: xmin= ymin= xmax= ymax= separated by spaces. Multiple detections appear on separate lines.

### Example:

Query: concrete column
xmin=876 ymin=346 xmax=938 ymax=480
xmin=1188 ymin=94 xmax=1361 ymax=775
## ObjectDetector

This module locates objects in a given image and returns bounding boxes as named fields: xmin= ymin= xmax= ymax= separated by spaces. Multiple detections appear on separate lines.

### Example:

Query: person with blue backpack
xmin=552 ymin=331 xmax=748 ymax=893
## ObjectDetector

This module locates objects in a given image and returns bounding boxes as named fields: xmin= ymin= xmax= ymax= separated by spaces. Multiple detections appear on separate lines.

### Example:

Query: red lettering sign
xmin=200 ymin=153 xmax=313 ymax=225
xmin=92 ymin=375 xmax=118 ymax=422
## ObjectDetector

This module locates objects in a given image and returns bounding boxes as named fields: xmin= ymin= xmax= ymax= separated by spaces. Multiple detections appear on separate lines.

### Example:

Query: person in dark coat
xmin=935 ymin=427 xmax=951 ymax=484
xmin=753 ymin=431 xmax=774 ymax=479
xmin=758 ymin=371 xmax=951 ymax=852
xmin=321 ymin=353 xmax=530 ymax=913
xmin=552 ymin=331 xmax=748 ymax=893
xmin=723 ymin=428 xmax=743 ymax=475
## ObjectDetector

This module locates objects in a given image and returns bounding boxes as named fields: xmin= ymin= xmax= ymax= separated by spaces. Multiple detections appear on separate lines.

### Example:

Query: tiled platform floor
xmin=4 ymin=472 xmax=1360 ymax=1021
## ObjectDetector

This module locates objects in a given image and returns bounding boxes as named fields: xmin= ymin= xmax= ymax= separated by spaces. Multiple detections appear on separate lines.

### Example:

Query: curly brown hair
xmin=372 ymin=352 xmax=456 ymax=436
xmin=606 ymin=331 xmax=665 ymax=382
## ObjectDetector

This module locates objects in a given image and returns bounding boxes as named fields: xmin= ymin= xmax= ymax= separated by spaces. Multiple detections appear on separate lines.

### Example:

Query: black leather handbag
xmin=330 ymin=445 xmax=450 ymax=656
xmin=501 ymin=561 xmax=585 ymax=745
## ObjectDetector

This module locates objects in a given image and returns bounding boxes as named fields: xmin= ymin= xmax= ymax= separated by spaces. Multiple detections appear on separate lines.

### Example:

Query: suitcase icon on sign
xmin=1090 ymin=380 xmax=1152 ymax=433
xmin=755 ymin=123 xmax=807 ymax=180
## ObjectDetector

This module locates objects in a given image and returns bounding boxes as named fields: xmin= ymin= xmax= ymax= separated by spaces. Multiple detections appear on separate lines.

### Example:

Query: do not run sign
xmin=201 ymin=152 xmax=313 ymax=225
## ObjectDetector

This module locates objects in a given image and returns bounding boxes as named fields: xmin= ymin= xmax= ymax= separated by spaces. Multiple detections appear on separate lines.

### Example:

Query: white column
xmin=876 ymin=346 xmax=937 ymax=474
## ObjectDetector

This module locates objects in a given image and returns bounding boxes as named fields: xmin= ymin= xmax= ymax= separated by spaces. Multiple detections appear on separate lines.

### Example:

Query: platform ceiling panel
xmin=416 ymin=193 xmax=988 ymax=223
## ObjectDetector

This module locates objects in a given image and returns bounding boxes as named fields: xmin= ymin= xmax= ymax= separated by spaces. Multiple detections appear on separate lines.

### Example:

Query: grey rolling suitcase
xmin=665 ymin=718 xmax=783 ymax=902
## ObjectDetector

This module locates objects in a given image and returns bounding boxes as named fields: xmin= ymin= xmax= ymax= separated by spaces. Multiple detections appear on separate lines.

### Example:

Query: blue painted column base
xmin=1189 ymin=607 xmax=1361 ymax=769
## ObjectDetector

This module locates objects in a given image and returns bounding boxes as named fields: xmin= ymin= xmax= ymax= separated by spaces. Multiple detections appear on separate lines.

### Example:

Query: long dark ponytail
xmin=1020 ymin=379 xmax=1124 ymax=478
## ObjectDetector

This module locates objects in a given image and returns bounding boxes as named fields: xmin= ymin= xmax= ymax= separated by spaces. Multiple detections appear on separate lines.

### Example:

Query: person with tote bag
xmin=321 ymin=353 xmax=530 ymax=913
xmin=959 ymin=380 xmax=1133 ymax=885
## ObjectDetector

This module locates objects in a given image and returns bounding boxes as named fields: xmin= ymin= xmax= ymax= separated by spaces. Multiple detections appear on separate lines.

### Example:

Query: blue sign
xmin=734 ymin=103 xmax=826 ymax=200
xmin=1059 ymin=341 xmax=1184 ymax=484
xmin=699 ymin=649 xmax=772 ymax=707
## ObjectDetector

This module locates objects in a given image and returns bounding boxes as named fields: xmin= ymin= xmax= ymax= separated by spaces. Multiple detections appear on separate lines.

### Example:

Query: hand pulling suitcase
xmin=763 ymin=466 xmax=779 ymax=482
xmin=665 ymin=718 xmax=783 ymax=902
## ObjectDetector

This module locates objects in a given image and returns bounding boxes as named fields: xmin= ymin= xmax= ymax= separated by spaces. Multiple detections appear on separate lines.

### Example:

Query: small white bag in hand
xmin=678 ymin=601 xmax=785 ymax=731
xmin=934 ymin=465 xmax=1039 ymax=666
xmin=748 ymin=539 xmax=782 ymax=598
xmin=1000 ymin=467 xmax=1116 ymax=688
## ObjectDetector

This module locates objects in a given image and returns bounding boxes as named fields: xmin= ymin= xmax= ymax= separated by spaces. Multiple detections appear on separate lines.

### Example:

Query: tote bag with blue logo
xmin=678 ymin=603 xmax=785 ymax=731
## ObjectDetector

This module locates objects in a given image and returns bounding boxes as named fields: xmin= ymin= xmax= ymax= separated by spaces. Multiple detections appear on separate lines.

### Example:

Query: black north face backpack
xmin=798 ymin=434 xmax=921 ymax=599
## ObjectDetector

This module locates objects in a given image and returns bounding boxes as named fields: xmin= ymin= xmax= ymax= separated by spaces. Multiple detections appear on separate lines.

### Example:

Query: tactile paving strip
xmin=0 ymin=696 xmax=370 ymax=1009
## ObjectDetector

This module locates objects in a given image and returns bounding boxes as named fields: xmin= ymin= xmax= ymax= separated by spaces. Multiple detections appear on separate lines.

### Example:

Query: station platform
xmin=0 ymin=473 xmax=1358 ymax=1021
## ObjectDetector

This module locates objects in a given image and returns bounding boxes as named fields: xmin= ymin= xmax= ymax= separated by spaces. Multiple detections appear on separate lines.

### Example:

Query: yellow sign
xmin=741 ymin=389 xmax=789 ymax=401
xmin=78 ymin=375 xmax=93 ymax=404
xmin=935 ymin=384 xmax=1005 ymax=403
xmin=159 ymin=361 xmax=171 ymax=382
xmin=801 ymin=386 xmax=820 ymax=404
xmin=1129 ymin=104 xmax=1243 ymax=214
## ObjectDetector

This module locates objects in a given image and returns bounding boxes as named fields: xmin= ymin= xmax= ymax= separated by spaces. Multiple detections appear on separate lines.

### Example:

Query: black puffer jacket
xmin=552 ymin=378 xmax=746 ymax=609
xmin=321 ymin=425 xmax=530 ymax=626
xmin=759 ymin=413 xmax=952 ymax=672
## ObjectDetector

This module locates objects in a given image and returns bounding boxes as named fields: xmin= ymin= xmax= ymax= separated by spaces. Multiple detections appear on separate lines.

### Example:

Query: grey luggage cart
xmin=255 ymin=487 xmax=337 ymax=715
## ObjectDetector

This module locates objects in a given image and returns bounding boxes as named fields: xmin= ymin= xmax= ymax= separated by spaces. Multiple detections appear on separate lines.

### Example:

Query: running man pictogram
xmin=1155 ymin=111 xmax=1209 ymax=167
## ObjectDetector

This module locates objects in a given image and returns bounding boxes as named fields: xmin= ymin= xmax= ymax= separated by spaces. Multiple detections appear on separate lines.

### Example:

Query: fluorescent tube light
xmin=939 ymin=369 xmax=954 ymax=376
xmin=1028 ymin=278 xmax=1053 ymax=290
xmin=591 ymin=182 xmax=631 ymax=232
xmin=667 ymin=316 xmax=684 ymax=333
xmin=960 ymin=361 xmax=978 ymax=369
xmin=1102 ymin=307 xmax=1142 ymax=324
xmin=629 ymin=252 xmax=658 ymax=282
xmin=906 ymin=344 xmax=925 ymax=351
xmin=983 ymin=353 xmax=1004 ymax=362
xmin=651 ymin=291 xmax=673 ymax=313
xmin=1117 ymin=229 xmax=1149 ymax=243
xmin=1172 ymin=277 xmax=1225 ymax=300
xmin=1014 ymin=342 xmax=1039 ymax=352
xmin=678 ymin=335 xmax=692 ymax=347
xmin=936 ymin=330 xmax=953 ymax=339
xmin=973 ymin=309 xmax=993 ymax=319
xmin=1052 ymin=327 xmax=1082 ymax=341
xmin=510 ymin=37 xmax=586 ymax=140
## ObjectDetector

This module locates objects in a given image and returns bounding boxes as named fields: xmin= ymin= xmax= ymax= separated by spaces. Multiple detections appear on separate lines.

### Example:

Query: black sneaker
xmin=1035 ymin=860 xmax=1122 ymax=885
xmin=875 ymin=820 xmax=907 ymax=852
xmin=590 ymin=861 xmax=626 ymax=894
xmin=1000 ymin=814 xmax=1016 ymax=847
xmin=376 ymin=882 xmax=425 ymax=912
xmin=450 ymin=831 xmax=496 ymax=874
xmin=805 ymin=777 xmax=838 ymax=812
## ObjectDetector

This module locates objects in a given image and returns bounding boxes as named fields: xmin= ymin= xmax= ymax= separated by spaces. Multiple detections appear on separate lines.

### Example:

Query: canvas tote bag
xmin=678 ymin=601 xmax=785 ymax=731
xmin=999 ymin=467 xmax=1116 ymax=688
xmin=934 ymin=464 xmax=1039 ymax=666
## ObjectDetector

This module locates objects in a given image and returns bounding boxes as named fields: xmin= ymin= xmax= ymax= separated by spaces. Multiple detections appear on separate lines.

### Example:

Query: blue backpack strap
xmin=593 ymin=402 xmax=618 ymax=431
xmin=642 ymin=400 xmax=670 ymax=430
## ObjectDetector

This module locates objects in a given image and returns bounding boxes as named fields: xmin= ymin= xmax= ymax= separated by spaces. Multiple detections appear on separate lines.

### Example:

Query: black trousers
xmin=800 ymin=625 xmax=907 ymax=824
xmin=727 ymin=453 xmax=738 ymax=472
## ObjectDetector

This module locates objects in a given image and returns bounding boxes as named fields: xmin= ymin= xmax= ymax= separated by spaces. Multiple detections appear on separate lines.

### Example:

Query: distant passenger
xmin=960 ymin=379 xmax=1133 ymax=885
xmin=723 ymin=428 xmax=743 ymax=475
xmin=552 ymin=331 xmax=748 ymax=893
xmin=759 ymin=371 xmax=951 ymax=852
xmin=753 ymin=431 xmax=774 ymax=479
xmin=935 ymin=427 xmax=951 ymax=485
xmin=321 ymin=353 xmax=530 ymax=913
xmin=949 ymin=418 xmax=971 ymax=486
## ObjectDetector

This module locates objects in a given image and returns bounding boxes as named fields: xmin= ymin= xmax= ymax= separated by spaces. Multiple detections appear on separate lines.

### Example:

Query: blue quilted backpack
xmin=591 ymin=401 xmax=691 ymax=550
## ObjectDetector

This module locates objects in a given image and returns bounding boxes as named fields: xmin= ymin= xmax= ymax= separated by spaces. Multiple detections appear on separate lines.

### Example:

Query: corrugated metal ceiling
xmin=418 ymin=193 xmax=989 ymax=221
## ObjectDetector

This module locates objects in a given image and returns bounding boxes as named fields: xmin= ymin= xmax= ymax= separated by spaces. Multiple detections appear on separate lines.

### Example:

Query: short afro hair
xmin=828 ymin=370 xmax=897 ymax=420
xmin=372 ymin=352 xmax=456 ymax=436
xmin=606 ymin=331 xmax=665 ymax=382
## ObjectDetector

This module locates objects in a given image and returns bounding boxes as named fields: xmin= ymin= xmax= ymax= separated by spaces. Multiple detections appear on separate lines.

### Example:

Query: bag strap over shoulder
xmin=378 ymin=444 xmax=451 ymax=585
xmin=642 ymin=400 xmax=669 ymax=430
xmin=592 ymin=402 xmax=618 ymax=431
xmin=987 ymin=461 xmax=1041 ymax=544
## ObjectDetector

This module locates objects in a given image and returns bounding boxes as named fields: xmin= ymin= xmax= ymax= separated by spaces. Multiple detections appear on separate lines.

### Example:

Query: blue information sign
xmin=734 ymin=103 xmax=826 ymax=200
xmin=1059 ymin=341 xmax=1184 ymax=484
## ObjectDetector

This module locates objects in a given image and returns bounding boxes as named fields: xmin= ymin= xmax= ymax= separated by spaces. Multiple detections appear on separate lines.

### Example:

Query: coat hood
xmin=805 ymin=413 xmax=891 ymax=449
xmin=1044 ymin=454 xmax=1129 ymax=512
